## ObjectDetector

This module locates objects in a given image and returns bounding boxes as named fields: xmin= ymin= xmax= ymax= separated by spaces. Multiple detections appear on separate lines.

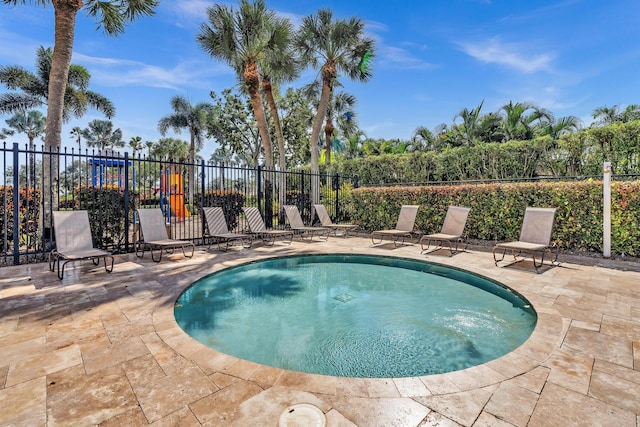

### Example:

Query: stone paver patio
xmin=1 ymin=237 xmax=639 ymax=426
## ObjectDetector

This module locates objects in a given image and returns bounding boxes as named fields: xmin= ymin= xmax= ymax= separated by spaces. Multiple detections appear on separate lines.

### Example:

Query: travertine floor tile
xmin=135 ymin=365 xmax=216 ymax=423
xmin=6 ymin=343 xmax=82 ymax=387
xmin=413 ymin=386 xmax=496 ymax=427
xmin=47 ymin=365 xmax=138 ymax=426
xmin=0 ymin=376 xmax=46 ymax=426
xmin=189 ymin=379 xmax=263 ymax=425
xmin=325 ymin=396 xmax=430 ymax=427
xmin=529 ymin=382 xmax=635 ymax=426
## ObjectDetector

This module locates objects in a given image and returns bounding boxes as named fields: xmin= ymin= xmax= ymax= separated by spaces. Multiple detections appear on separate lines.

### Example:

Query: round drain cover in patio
xmin=279 ymin=403 xmax=326 ymax=427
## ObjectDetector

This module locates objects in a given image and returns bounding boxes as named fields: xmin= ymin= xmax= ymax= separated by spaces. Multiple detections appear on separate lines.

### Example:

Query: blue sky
xmin=1 ymin=0 xmax=640 ymax=158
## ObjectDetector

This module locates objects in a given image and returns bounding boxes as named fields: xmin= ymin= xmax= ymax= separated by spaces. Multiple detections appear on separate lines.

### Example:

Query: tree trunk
xmin=309 ymin=74 xmax=333 ymax=204
xmin=245 ymin=61 xmax=273 ymax=226
xmin=324 ymin=120 xmax=334 ymax=175
xmin=188 ymin=132 xmax=195 ymax=208
xmin=43 ymin=1 xmax=80 ymax=245
xmin=262 ymin=76 xmax=287 ymax=225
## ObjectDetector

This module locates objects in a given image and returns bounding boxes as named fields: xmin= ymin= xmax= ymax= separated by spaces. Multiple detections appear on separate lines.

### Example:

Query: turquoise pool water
xmin=174 ymin=254 xmax=537 ymax=378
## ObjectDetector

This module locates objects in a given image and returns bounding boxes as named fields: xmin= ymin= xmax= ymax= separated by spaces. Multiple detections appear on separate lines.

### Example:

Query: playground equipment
xmin=161 ymin=169 xmax=189 ymax=219
xmin=90 ymin=158 xmax=132 ymax=188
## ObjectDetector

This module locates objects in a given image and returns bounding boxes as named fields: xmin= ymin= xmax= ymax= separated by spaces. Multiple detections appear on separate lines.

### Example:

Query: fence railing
xmin=1 ymin=143 xmax=357 ymax=267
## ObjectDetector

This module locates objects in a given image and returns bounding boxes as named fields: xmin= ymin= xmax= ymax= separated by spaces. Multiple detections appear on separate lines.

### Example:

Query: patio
xmin=0 ymin=237 xmax=639 ymax=426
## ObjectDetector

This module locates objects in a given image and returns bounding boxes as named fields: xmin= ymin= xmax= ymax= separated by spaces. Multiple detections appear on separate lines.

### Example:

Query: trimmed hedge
xmin=348 ymin=181 xmax=640 ymax=256
xmin=195 ymin=190 xmax=245 ymax=231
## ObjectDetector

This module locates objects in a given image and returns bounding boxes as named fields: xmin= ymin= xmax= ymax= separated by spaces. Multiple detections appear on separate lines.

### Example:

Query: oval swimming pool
xmin=174 ymin=254 xmax=536 ymax=378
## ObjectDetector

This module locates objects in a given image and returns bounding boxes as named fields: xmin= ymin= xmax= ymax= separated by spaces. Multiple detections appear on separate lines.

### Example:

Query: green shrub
xmin=349 ymin=180 xmax=640 ymax=256
xmin=75 ymin=186 xmax=139 ymax=251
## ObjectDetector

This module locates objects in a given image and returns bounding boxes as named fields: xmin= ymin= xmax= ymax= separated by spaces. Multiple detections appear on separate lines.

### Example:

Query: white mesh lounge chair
xmin=371 ymin=205 xmax=419 ymax=247
xmin=492 ymin=207 xmax=559 ymax=272
xmin=242 ymin=206 xmax=293 ymax=246
xmin=135 ymin=208 xmax=195 ymax=262
xmin=203 ymin=207 xmax=251 ymax=251
xmin=420 ymin=206 xmax=471 ymax=255
xmin=49 ymin=210 xmax=114 ymax=280
xmin=313 ymin=204 xmax=359 ymax=237
xmin=283 ymin=205 xmax=330 ymax=241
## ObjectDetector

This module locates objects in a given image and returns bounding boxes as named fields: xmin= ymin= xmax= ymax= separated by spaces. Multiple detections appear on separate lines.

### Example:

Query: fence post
xmin=201 ymin=159 xmax=206 ymax=244
xmin=12 ymin=143 xmax=19 ymax=265
xmin=603 ymin=162 xmax=611 ymax=258
xmin=334 ymin=173 xmax=340 ymax=219
xmin=257 ymin=165 xmax=263 ymax=215
xmin=123 ymin=152 xmax=130 ymax=253
xmin=301 ymin=170 xmax=306 ymax=220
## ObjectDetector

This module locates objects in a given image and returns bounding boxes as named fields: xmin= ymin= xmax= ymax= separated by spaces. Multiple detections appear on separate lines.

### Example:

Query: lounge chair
xmin=49 ymin=210 xmax=114 ymax=280
xmin=492 ymin=207 xmax=559 ymax=272
xmin=313 ymin=204 xmax=359 ymax=237
xmin=371 ymin=205 xmax=420 ymax=247
xmin=202 ymin=207 xmax=251 ymax=251
xmin=283 ymin=205 xmax=330 ymax=241
xmin=135 ymin=208 xmax=195 ymax=262
xmin=242 ymin=206 xmax=293 ymax=246
xmin=420 ymin=206 xmax=471 ymax=255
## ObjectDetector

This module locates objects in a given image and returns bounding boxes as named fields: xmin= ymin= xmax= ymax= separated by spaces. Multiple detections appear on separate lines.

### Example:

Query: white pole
xmin=603 ymin=162 xmax=611 ymax=258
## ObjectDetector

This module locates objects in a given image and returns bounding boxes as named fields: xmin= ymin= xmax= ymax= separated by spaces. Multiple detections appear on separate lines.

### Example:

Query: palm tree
xmin=157 ymin=96 xmax=213 ymax=207
xmin=1 ymin=3 xmax=156 ymax=152
xmin=6 ymin=110 xmax=46 ymax=185
xmin=259 ymin=21 xmax=298 ymax=172
xmin=2 ymin=2 xmax=156 ymax=241
xmin=0 ymin=128 xmax=14 ymax=141
xmin=81 ymin=119 xmax=125 ymax=153
xmin=0 ymin=46 xmax=115 ymax=121
xmin=452 ymin=101 xmax=485 ymax=146
xmin=592 ymin=104 xmax=640 ymax=126
xmin=197 ymin=0 xmax=283 ymax=171
xmin=499 ymin=101 xmax=552 ymax=141
xmin=197 ymin=0 xmax=290 ymax=226
xmin=295 ymin=8 xmax=375 ymax=202
xmin=70 ymin=126 xmax=82 ymax=152
xmin=323 ymin=91 xmax=357 ymax=171
xmin=128 ymin=136 xmax=143 ymax=157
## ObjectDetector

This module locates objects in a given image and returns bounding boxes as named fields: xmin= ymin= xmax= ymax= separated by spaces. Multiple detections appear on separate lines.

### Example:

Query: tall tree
xmin=197 ymin=0 xmax=283 ymax=171
xmin=70 ymin=126 xmax=82 ymax=151
xmin=0 ymin=46 xmax=114 ymax=120
xmin=128 ymin=136 xmax=143 ymax=156
xmin=6 ymin=110 xmax=46 ymax=149
xmin=295 ymin=8 xmax=375 ymax=202
xmin=157 ymin=96 xmax=213 ymax=206
xmin=322 ymin=90 xmax=357 ymax=170
xmin=6 ymin=110 xmax=46 ymax=185
xmin=81 ymin=119 xmax=124 ymax=152
xmin=1 ymin=2 xmax=156 ymax=239
xmin=197 ymin=0 xmax=287 ymax=225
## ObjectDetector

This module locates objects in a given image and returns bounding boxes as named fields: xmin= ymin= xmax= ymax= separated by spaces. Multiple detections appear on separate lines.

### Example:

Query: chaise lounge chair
xmin=420 ymin=206 xmax=471 ymax=256
xmin=283 ymin=205 xmax=330 ymax=241
xmin=49 ymin=210 xmax=114 ymax=280
xmin=313 ymin=204 xmax=359 ymax=237
xmin=492 ymin=207 xmax=559 ymax=273
xmin=202 ymin=207 xmax=251 ymax=251
xmin=371 ymin=205 xmax=420 ymax=247
xmin=242 ymin=206 xmax=293 ymax=246
xmin=135 ymin=208 xmax=195 ymax=262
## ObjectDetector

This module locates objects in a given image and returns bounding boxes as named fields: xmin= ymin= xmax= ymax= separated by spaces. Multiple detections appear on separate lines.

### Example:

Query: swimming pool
xmin=174 ymin=254 xmax=537 ymax=378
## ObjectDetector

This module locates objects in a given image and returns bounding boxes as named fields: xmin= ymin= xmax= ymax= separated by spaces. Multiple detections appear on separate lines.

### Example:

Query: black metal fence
xmin=1 ymin=142 xmax=357 ymax=267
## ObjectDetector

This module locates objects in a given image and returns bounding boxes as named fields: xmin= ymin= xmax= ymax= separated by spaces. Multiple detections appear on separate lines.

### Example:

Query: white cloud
xmin=72 ymin=53 xmax=230 ymax=90
xmin=459 ymin=37 xmax=553 ymax=73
